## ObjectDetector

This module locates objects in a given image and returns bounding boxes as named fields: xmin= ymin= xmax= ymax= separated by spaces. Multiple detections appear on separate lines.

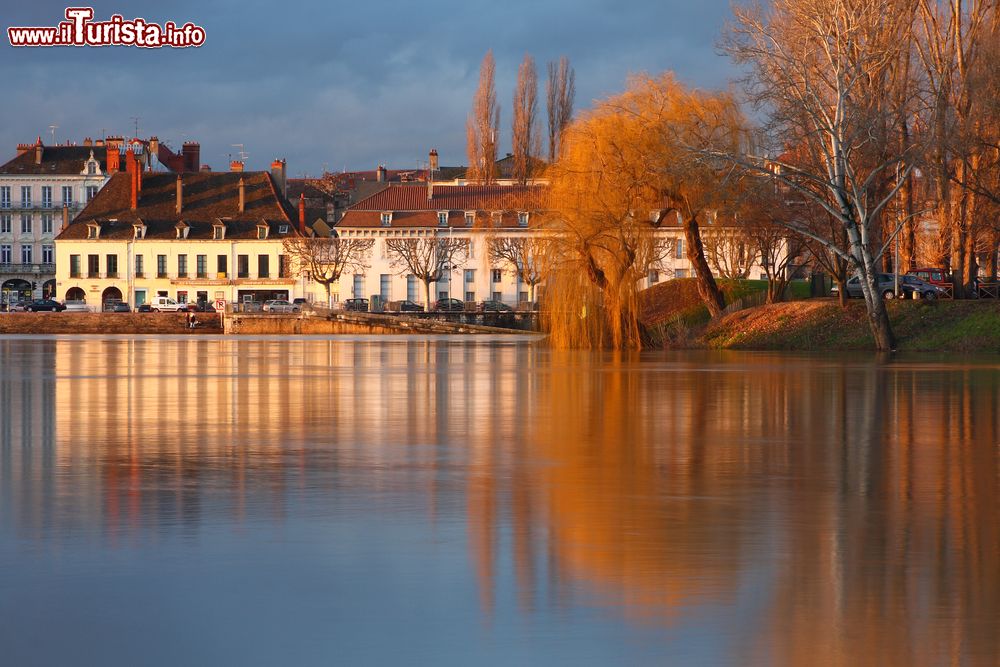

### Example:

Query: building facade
xmin=55 ymin=155 xmax=300 ymax=310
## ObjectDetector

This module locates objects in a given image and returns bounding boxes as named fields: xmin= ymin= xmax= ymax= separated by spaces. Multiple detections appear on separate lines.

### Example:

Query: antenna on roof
xmin=48 ymin=124 xmax=58 ymax=144
xmin=130 ymin=116 xmax=141 ymax=137
xmin=231 ymin=144 xmax=249 ymax=162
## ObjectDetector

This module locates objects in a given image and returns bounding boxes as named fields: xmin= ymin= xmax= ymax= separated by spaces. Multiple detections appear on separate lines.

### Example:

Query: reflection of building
xmin=55 ymin=155 xmax=300 ymax=310
xmin=0 ymin=135 xmax=194 ymax=305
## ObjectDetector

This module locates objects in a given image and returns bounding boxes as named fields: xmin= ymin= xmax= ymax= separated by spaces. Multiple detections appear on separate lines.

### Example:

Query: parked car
xmin=262 ymin=299 xmax=300 ymax=313
xmin=843 ymin=274 xmax=913 ymax=299
xmin=146 ymin=296 xmax=188 ymax=312
xmin=386 ymin=300 xmax=424 ymax=313
xmin=433 ymin=298 xmax=466 ymax=312
xmin=8 ymin=300 xmax=32 ymax=312
xmin=106 ymin=302 xmax=131 ymax=312
xmin=64 ymin=300 xmax=90 ymax=312
xmin=908 ymin=267 xmax=949 ymax=286
xmin=900 ymin=275 xmax=946 ymax=300
xmin=344 ymin=298 xmax=369 ymax=312
xmin=479 ymin=300 xmax=512 ymax=312
xmin=25 ymin=299 xmax=67 ymax=312
xmin=136 ymin=303 xmax=153 ymax=313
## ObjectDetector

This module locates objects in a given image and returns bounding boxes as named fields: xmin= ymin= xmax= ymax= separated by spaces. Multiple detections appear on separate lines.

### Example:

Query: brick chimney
xmin=149 ymin=136 xmax=159 ymax=163
xmin=175 ymin=175 xmax=183 ymax=214
xmin=106 ymin=144 xmax=120 ymax=172
xmin=83 ymin=137 xmax=93 ymax=147
xmin=238 ymin=177 xmax=245 ymax=214
xmin=376 ymin=165 xmax=387 ymax=182
xmin=126 ymin=149 xmax=139 ymax=210
xmin=298 ymin=193 xmax=306 ymax=234
xmin=230 ymin=160 xmax=244 ymax=172
xmin=270 ymin=159 xmax=287 ymax=198
xmin=34 ymin=138 xmax=43 ymax=165
xmin=182 ymin=141 xmax=200 ymax=172
xmin=429 ymin=148 xmax=439 ymax=173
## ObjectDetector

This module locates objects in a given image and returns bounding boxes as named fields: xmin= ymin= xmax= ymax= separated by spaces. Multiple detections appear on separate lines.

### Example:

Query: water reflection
xmin=0 ymin=338 xmax=997 ymax=666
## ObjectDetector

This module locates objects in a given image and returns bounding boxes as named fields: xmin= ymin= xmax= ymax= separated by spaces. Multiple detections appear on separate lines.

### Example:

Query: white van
xmin=148 ymin=296 xmax=188 ymax=312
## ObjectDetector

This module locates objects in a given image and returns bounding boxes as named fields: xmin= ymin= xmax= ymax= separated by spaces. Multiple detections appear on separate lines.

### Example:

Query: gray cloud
xmin=1 ymin=0 xmax=737 ymax=174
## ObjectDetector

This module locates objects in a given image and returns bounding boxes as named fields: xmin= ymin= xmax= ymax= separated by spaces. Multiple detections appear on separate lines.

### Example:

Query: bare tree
xmin=546 ymin=56 xmax=575 ymax=161
xmin=488 ymin=236 xmax=546 ymax=301
xmin=701 ymin=221 xmax=759 ymax=280
xmin=467 ymin=51 xmax=500 ymax=184
xmin=723 ymin=0 xmax=918 ymax=350
xmin=512 ymin=54 xmax=540 ymax=185
xmin=384 ymin=236 xmax=470 ymax=307
xmin=282 ymin=235 xmax=374 ymax=307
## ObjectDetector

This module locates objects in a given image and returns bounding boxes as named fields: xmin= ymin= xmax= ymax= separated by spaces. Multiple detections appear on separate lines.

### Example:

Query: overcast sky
xmin=2 ymin=0 xmax=738 ymax=175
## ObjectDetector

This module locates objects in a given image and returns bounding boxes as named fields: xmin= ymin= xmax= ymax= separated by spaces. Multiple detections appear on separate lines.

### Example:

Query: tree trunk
xmin=988 ymin=229 xmax=999 ymax=282
xmin=848 ymin=224 xmax=896 ymax=351
xmin=835 ymin=278 xmax=848 ymax=308
xmin=324 ymin=282 xmax=332 ymax=309
xmin=424 ymin=279 xmax=433 ymax=310
xmin=682 ymin=214 xmax=725 ymax=317
xmin=951 ymin=163 xmax=968 ymax=298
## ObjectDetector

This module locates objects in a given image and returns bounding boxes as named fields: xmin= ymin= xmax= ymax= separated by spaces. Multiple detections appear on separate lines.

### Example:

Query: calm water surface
xmin=0 ymin=336 xmax=997 ymax=666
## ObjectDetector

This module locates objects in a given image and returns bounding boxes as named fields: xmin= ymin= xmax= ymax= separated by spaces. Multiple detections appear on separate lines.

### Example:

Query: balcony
xmin=0 ymin=262 xmax=55 ymax=275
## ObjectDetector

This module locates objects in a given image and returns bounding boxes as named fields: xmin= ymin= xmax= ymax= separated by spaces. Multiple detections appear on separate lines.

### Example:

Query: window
xmin=380 ymin=274 xmax=391 ymax=301
xmin=177 ymin=254 xmax=188 ymax=278
xmin=519 ymin=291 xmax=529 ymax=302
xmin=674 ymin=268 xmax=688 ymax=279
xmin=380 ymin=212 xmax=392 ymax=227
xmin=675 ymin=238 xmax=684 ymax=259
xmin=279 ymin=225 xmax=289 ymax=234
xmin=464 ymin=269 xmax=475 ymax=283
xmin=217 ymin=255 xmax=227 ymax=276
xmin=135 ymin=255 xmax=144 ymax=278
xmin=491 ymin=268 xmax=502 ymax=283
xmin=106 ymin=254 xmax=118 ymax=278
xmin=21 ymin=244 xmax=32 ymax=264
xmin=87 ymin=254 xmax=99 ymax=277
xmin=20 ymin=215 xmax=31 ymax=235
xmin=648 ymin=270 xmax=659 ymax=284
xmin=157 ymin=255 xmax=167 ymax=278
xmin=438 ymin=290 xmax=448 ymax=300
xmin=62 ymin=186 xmax=73 ymax=206
xmin=42 ymin=245 xmax=53 ymax=264
xmin=87 ymin=162 xmax=96 ymax=175
xmin=86 ymin=186 xmax=98 ymax=202
xmin=87 ymin=225 xmax=98 ymax=239
xmin=407 ymin=275 xmax=417 ymax=302
xmin=491 ymin=212 xmax=502 ymax=227
xmin=465 ymin=212 xmax=475 ymax=227
xmin=465 ymin=291 xmax=475 ymax=302
xmin=0 ymin=215 xmax=10 ymax=234
xmin=238 ymin=255 xmax=249 ymax=278
xmin=0 ymin=186 xmax=9 ymax=208
xmin=20 ymin=186 xmax=31 ymax=207
xmin=517 ymin=212 xmax=529 ymax=227
xmin=41 ymin=186 xmax=52 ymax=208
xmin=69 ymin=254 xmax=80 ymax=277
xmin=353 ymin=274 xmax=364 ymax=298
xmin=491 ymin=291 xmax=502 ymax=302
xmin=437 ymin=211 xmax=448 ymax=227
xmin=41 ymin=214 xmax=53 ymax=235
xmin=0 ymin=244 xmax=11 ymax=263
xmin=257 ymin=255 xmax=269 ymax=278
xmin=177 ymin=291 xmax=188 ymax=304
xmin=213 ymin=225 xmax=224 ymax=240
xmin=279 ymin=255 xmax=289 ymax=278
xmin=257 ymin=225 xmax=267 ymax=240
xmin=196 ymin=255 xmax=207 ymax=278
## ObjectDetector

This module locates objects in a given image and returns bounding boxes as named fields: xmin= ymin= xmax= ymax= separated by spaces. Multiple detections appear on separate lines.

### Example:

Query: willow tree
xmin=544 ymin=73 xmax=740 ymax=348
xmin=724 ymin=0 xmax=918 ymax=350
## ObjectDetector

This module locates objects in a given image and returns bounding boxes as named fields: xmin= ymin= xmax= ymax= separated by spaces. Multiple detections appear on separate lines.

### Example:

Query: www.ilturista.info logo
xmin=8 ymin=7 xmax=205 ymax=48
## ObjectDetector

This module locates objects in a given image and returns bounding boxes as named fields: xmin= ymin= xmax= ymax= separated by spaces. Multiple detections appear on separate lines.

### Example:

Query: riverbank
xmin=698 ymin=299 xmax=1000 ymax=352
xmin=0 ymin=312 xmax=220 ymax=334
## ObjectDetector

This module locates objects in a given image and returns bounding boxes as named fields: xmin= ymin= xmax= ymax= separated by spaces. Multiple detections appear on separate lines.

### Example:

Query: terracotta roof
xmin=56 ymin=171 xmax=298 ymax=241
xmin=0 ymin=145 xmax=108 ymax=175
xmin=348 ymin=183 xmax=545 ymax=212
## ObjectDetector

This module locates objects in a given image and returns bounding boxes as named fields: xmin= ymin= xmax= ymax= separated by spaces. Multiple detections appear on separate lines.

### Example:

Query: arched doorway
xmin=101 ymin=286 xmax=123 ymax=311
xmin=65 ymin=287 xmax=86 ymax=302
xmin=42 ymin=279 xmax=56 ymax=299
xmin=2 ymin=279 xmax=32 ymax=308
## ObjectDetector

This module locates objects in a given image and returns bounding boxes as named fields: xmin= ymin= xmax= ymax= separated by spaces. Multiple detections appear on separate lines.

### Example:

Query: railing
xmin=936 ymin=282 xmax=954 ymax=299
xmin=978 ymin=282 xmax=999 ymax=299
xmin=0 ymin=262 xmax=55 ymax=274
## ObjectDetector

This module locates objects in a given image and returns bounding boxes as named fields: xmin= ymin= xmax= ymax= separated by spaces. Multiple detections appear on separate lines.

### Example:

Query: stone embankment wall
xmin=224 ymin=312 xmax=529 ymax=335
xmin=0 ymin=312 xmax=221 ymax=334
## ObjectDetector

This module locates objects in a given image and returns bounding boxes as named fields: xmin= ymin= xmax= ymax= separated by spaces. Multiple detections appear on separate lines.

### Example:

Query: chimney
xmin=175 ymin=175 xmax=183 ymax=214
xmin=83 ymin=137 xmax=93 ymax=147
xmin=238 ymin=177 xmax=245 ymax=214
xmin=126 ymin=149 xmax=138 ymax=210
xmin=95 ymin=138 xmax=105 ymax=148
xmin=429 ymin=148 xmax=439 ymax=173
xmin=376 ymin=164 xmax=387 ymax=182
xmin=106 ymin=144 xmax=120 ymax=172
xmin=270 ymin=159 xmax=287 ymax=198
xmin=149 ymin=136 xmax=159 ymax=162
xmin=182 ymin=141 xmax=200 ymax=171
xmin=298 ymin=193 xmax=306 ymax=234
xmin=62 ymin=204 xmax=69 ymax=229
xmin=230 ymin=160 xmax=244 ymax=172
xmin=34 ymin=138 xmax=43 ymax=165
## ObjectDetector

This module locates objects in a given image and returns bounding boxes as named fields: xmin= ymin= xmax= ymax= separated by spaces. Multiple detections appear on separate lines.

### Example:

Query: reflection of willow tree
xmin=544 ymin=74 xmax=743 ymax=349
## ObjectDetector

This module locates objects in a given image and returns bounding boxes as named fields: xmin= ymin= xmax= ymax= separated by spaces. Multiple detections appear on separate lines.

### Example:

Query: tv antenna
xmin=130 ymin=116 xmax=141 ymax=138
xmin=231 ymin=144 xmax=249 ymax=162
xmin=48 ymin=125 xmax=58 ymax=144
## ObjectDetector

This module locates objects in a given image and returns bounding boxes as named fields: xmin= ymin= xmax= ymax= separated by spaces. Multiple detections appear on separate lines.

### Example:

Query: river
xmin=0 ymin=336 xmax=996 ymax=666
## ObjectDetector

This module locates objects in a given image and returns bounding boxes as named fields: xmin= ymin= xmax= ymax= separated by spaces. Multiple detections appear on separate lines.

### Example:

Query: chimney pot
xmin=376 ymin=165 xmax=387 ymax=182
xmin=230 ymin=160 xmax=244 ymax=173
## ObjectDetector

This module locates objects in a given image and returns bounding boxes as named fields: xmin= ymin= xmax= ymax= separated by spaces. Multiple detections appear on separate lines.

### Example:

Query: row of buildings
xmin=1 ymin=137 xmax=771 ymax=310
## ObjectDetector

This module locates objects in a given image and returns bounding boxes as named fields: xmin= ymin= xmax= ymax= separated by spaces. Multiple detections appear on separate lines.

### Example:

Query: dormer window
xmin=88 ymin=162 xmax=96 ymax=175
xmin=133 ymin=223 xmax=146 ymax=239
xmin=649 ymin=210 xmax=661 ymax=223
xmin=86 ymin=223 xmax=100 ymax=239
xmin=437 ymin=211 xmax=449 ymax=227
xmin=213 ymin=223 xmax=226 ymax=240
xmin=491 ymin=212 xmax=503 ymax=228
xmin=380 ymin=212 xmax=392 ymax=227
xmin=257 ymin=224 xmax=269 ymax=240
xmin=175 ymin=222 xmax=190 ymax=240
xmin=465 ymin=211 xmax=475 ymax=227
xmin=279 ymin=225 xmax=289 ymax=234
xmin=517 ymin=212 xmax=529 ymax=228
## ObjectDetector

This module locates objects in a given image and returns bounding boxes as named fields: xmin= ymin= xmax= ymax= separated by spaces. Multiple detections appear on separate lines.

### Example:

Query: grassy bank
xmin=699 ymin=299 xmax=1000 ymax=352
